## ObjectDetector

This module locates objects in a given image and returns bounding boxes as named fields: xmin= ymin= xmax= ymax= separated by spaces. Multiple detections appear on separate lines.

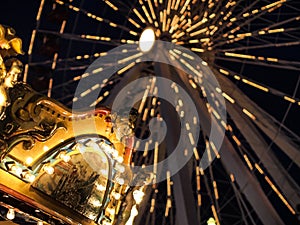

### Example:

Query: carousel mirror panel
xmin=32 ymin=137 xmax=111 ymax=221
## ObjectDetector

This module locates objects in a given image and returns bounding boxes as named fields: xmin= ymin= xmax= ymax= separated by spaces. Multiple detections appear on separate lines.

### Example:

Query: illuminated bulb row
xmin=5 ymin=162 xmax=36 ymax=182
xmin=243 ymin=154 xmax=254 ymax=170
xmin=129 ymin=0 xmax=213 ymax=48
xmin=227 ymin=123 xmax=293 ymax=214
xmin=9 ymin=164 xmax=22 ymax=176
xmin=75 ymin=52 xmax=107 ymax=61
xmin=23 ymin=172 xmax=36 ymax=183
xmin=5 ymin=206 xmax=45 ymax=224
xmin=169 ymin=50 xmax=202 ymax=77
xmin=195 ymin=166 xmax=201 ymax=206
xmin=212 ymin=1 xmax=286 ymax=47
xmin=97 ymin=142 xmax=123 ymax=163
xmin=225 ymin=28 xmax=287 ymax=43
xmin=55 ymin=0 xmax=137 ymax=37
xmin=218 ymin=68 xmax=299 ymax=105
xmin=165 ymin=171 xmax=172 ymax=216
xmin=216 ymin=85 xmax=257 ymax=121
xmin=224 ymin=52 xmax=279 ymax=63
xmin=209 ymin=141 xmax=221 ymax=159
xmin=254 ymin=163 xmax=296 ymax=214
xmin=103 ymin=0 xmax=118 ymax=11
xmin=81 ymin=34 xmax=111 ymax=41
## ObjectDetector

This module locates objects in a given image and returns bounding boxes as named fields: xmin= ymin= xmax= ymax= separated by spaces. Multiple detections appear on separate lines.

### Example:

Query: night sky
xmin=0 ymin=1 xmax=37 ymax=54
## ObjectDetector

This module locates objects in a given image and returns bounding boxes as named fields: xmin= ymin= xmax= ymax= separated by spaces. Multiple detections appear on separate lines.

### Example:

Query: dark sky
xmin=0 ymin=1 xmax=37 ymax=52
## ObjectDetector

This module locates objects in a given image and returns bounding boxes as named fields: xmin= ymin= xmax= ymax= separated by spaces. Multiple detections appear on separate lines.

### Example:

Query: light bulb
xmin=115 ymin=177 xmax=125 ymax=185
xmin=139 ymin=27 xmax=156 ymax=53
xmin=207 ymin=217 xmax=216 ymax=225
xmin=112 ymin=149 xmax=119 ymax=158
xmin=106 ymin=207 xmax=115 ymax=216
xmin=44 ymin=165 xmax=54 ymax=175
xmin=60 ymin=152 xmax=71 ymax=162
xmin=133 ymin=190 xmax=145 ymax=204
xmin=96 ymin=183 xmax=106 ymax=191
xmin=24 ymin=172 xmax=36 ymax=182
xmin=90 ymin=198 xmax=102 ymax=207
xmin=11 ymin=165 xmax=22 ymax=176
xmin=112 ymin=192 xmax=121 ymax=200
xmin=116 ymin=156 xmax=124 ymax=163
xmin=6 ymin=208 xmax=15 ymax=220
xmin=25 ymin=157 xmax=33 ymax=165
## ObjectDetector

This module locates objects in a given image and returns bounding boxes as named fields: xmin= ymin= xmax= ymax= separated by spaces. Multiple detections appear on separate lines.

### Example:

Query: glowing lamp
xmin=6 ymin=208 xmax=15 ymax=220
xmin=139 ymin=27 xmax=156 ymax=53
xmin=207 ymin=217 xmax=216 ymax=225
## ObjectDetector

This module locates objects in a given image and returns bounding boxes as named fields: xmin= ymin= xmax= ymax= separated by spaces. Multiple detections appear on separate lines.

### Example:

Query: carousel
xmin=0 ymin=24 xmax=147 ymax=225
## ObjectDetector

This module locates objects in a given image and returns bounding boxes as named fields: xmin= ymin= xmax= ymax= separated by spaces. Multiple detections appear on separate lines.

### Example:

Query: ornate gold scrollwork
xmin=0 ymin=83 xmax=68 ymax=160
xmin=0 ymin=24 xmax=24 ymax=120
xmin=0 ymin=24 xmax=67 ymax=161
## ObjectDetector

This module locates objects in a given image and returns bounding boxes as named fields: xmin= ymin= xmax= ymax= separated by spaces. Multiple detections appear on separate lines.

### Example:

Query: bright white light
xmin=25 ymin=157 xmax=33 ymax=165
xmin=44 ymin=165 xmax=54 ymax=175
xmin=90 ymin=199 xmax=102 ymax=207
xmin=6 ymin=208 xmax=15 ymax=220
xmin=139 ymin=28 xmax=156 ymax=53
xmin=96 ymin=183 xmax=106 ymax=191
xmin=125 ymin=205 xmax=138 ymax=225
xmin=115 ymin=177 xmax=125 ymax=185
xmin=60 ymin=152 xmax=71 ymax=163
xmin=11 ymin=165 xmax=22 ymax=176
xmin=133 ymin=189 xmax=145 ymax=204
xmin=25 ymin=173 xmax=36 ymax=183
xmin=207 ymin=217 xmax=216 ymax=225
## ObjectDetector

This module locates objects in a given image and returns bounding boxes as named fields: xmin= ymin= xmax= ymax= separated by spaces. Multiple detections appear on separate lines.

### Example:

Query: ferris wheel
xmin=23 ymin=0 xmax=300 ymax=224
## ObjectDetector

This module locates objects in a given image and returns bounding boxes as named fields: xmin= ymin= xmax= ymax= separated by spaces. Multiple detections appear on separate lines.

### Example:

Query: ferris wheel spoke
xmin=209 ymin=0 xmax=258 ymax=37
xmin=36 ymin=29 xmax=138 ymax=46
xmin=105 ymin=0 xmax=135 ymax=12
xmin=218 ymin=52 xmax=300 ymax=67
xmin=216 ymin=40 xmax=300 ymax=52
xmin=216 ymin=56 xmax=300 ymax=71
xmin=213 ymin=0 xmax=287 ymax=44
xmin=284 ymin=1 xmax=300 ymax=12
xmin=257 ymin=16 xmax=300 ymax=41
xmin=215 ymin=65 xmax=300 ymax=106
xmin=55 ymin=0 xmax=140 ymax=35
xmin=101 ymin=0 xmax=119 ymax=11
xmin=222 ymin=105 xmax=300 ymax=213
xmin=213 ymin=15 xmax=300 ymax=48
